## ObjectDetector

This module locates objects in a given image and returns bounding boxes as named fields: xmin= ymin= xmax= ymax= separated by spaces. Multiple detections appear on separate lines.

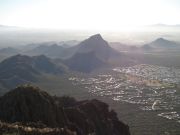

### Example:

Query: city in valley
xmin=69 ymin=64 xmax=180 ymax=124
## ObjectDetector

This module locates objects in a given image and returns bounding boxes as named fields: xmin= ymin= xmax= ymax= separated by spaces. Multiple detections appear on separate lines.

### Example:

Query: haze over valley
xmin=0 ymin=0 xmax=180 ymax=135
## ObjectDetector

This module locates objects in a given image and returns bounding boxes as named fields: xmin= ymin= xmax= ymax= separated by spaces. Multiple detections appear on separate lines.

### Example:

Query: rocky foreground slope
xmin=0 ymin=85 xmax=130 ymax=135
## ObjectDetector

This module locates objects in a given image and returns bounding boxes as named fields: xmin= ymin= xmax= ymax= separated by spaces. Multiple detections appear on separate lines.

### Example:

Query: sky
xmin=0 ymin=0 xmax=180 ymax=31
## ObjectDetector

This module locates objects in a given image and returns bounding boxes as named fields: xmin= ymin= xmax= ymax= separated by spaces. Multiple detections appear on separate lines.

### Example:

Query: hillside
xmin=64 ymin=51 xmax=106 ymax=72
xmin=0 ymin=85 xmax=131 ymax=135
xmin=0 ymin=54 xmax=67 ymax=88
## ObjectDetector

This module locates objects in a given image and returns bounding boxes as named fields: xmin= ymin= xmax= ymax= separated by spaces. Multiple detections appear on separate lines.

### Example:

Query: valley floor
xmin=1 ymin=65 xmax=180 ymax=135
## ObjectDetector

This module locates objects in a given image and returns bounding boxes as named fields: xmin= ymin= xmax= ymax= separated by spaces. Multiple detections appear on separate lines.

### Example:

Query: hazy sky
xmin=0 ymin=0 xmax=180 ymax=30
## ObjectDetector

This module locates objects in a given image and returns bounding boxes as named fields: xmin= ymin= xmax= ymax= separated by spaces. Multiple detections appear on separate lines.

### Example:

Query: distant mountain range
xmin=109 ymin=38 xmax=180 ymax=53
xmin=25 ymin=44 xmax=65 ymax=57
xmin=0 ymin=34 xmax=137 ymax=90
xmin=149 ymin=24 xmax=180 ymax=28
xmin=142 ymin=38 xmax=180 ymax=51
xmin=0 ymin=47 xmax=19 ymax=56
xmin=109 ymin=42 xmax=139 ymax=52
xmin=1 ymin=34 xmax=179 ymax=74
xmin=21 ymin=34 xmax=124 ymax=60
xmin=0 ymin=34 xmax=180 ymax=92
xmin=19 ymin=34 xmax=133 ymax=72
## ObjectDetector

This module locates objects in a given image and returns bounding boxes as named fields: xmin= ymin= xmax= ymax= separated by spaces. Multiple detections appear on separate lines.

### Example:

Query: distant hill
xmin=0 ymin=54 xmax=67 ymax=88
xmin=58 ymin=40 xmax=80 ymax=47
xmin=25 ymin=44 xmax=65 ymax=58
xmin=142 ymin=38 xmax=180 ymax=51
xmin=109 ymin=42 xmax=139 ymax=52
xmin=149 ymin=24 xmax=180 ymax=28
xmin=32 ymin=55 xmax=67 ymax=74
xmin=0 ymin=55 xmax=39 ymax=82
xmin=0 ymin=47 xmax=20 ymax=56
xmin=23 ymin=40 xmax=79 ymax=57
xmin=0 ymin=85 xmax=131 ymax=135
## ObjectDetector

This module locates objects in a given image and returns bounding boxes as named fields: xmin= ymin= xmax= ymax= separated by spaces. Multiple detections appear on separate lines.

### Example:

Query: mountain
xmin=23 ymin=34 xmax=134 ymax=71
xmin=0 ymin=85 xmax=131 ymax=135
xmin=0 ymin=55 xmax=39 ymax=82
xmin=64 ymin=51 xmax=106 ymax=72
xmin=76 ymin=34 xmax=112 ymax=60
xmin=72 ymin=34 xmax=120 ymax=61
xmin=32 ymin=55 xmax=66 ymax=74
xmin=142 ymin=38 xmax=180 ymax=51
xmin=63 ymin=34 xmax=115 ymax=72
xmin=25 ymin=44 xmax=65 ymax=58
xmin=0 ymin=54 xmax=67 ymax=88
xmin=62 ymin=34 xmax=134 ymax=72
xmin=148 ymin=38 xmax=179 ymax=48
xmin=24 ymin=34 xmax=116 ymax=60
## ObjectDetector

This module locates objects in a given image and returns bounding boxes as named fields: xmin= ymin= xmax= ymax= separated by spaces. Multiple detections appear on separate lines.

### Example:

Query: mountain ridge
xmin=142 ymin=38 xmax=180 ymax=51
xmin=0 ymin=54 xmax=67 ymax=89
xmin=0 ymin=85 xmax=131 ymax=135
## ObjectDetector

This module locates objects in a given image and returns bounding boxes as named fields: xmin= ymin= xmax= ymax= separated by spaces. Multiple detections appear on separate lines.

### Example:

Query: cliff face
xmin=64 ymin=99 xmax=130 ymax=135
xmin=0 ymin=85 xmax=131 ymax=135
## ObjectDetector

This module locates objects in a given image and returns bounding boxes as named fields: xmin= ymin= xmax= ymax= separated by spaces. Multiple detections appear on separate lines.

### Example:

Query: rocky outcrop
xmin=0 ymin=85 xmax=131 ymax=135
xmin=0 ymin=121 xmax=76 ymax=135
xmin=0 ymin=85 xmax=66 ymax=127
